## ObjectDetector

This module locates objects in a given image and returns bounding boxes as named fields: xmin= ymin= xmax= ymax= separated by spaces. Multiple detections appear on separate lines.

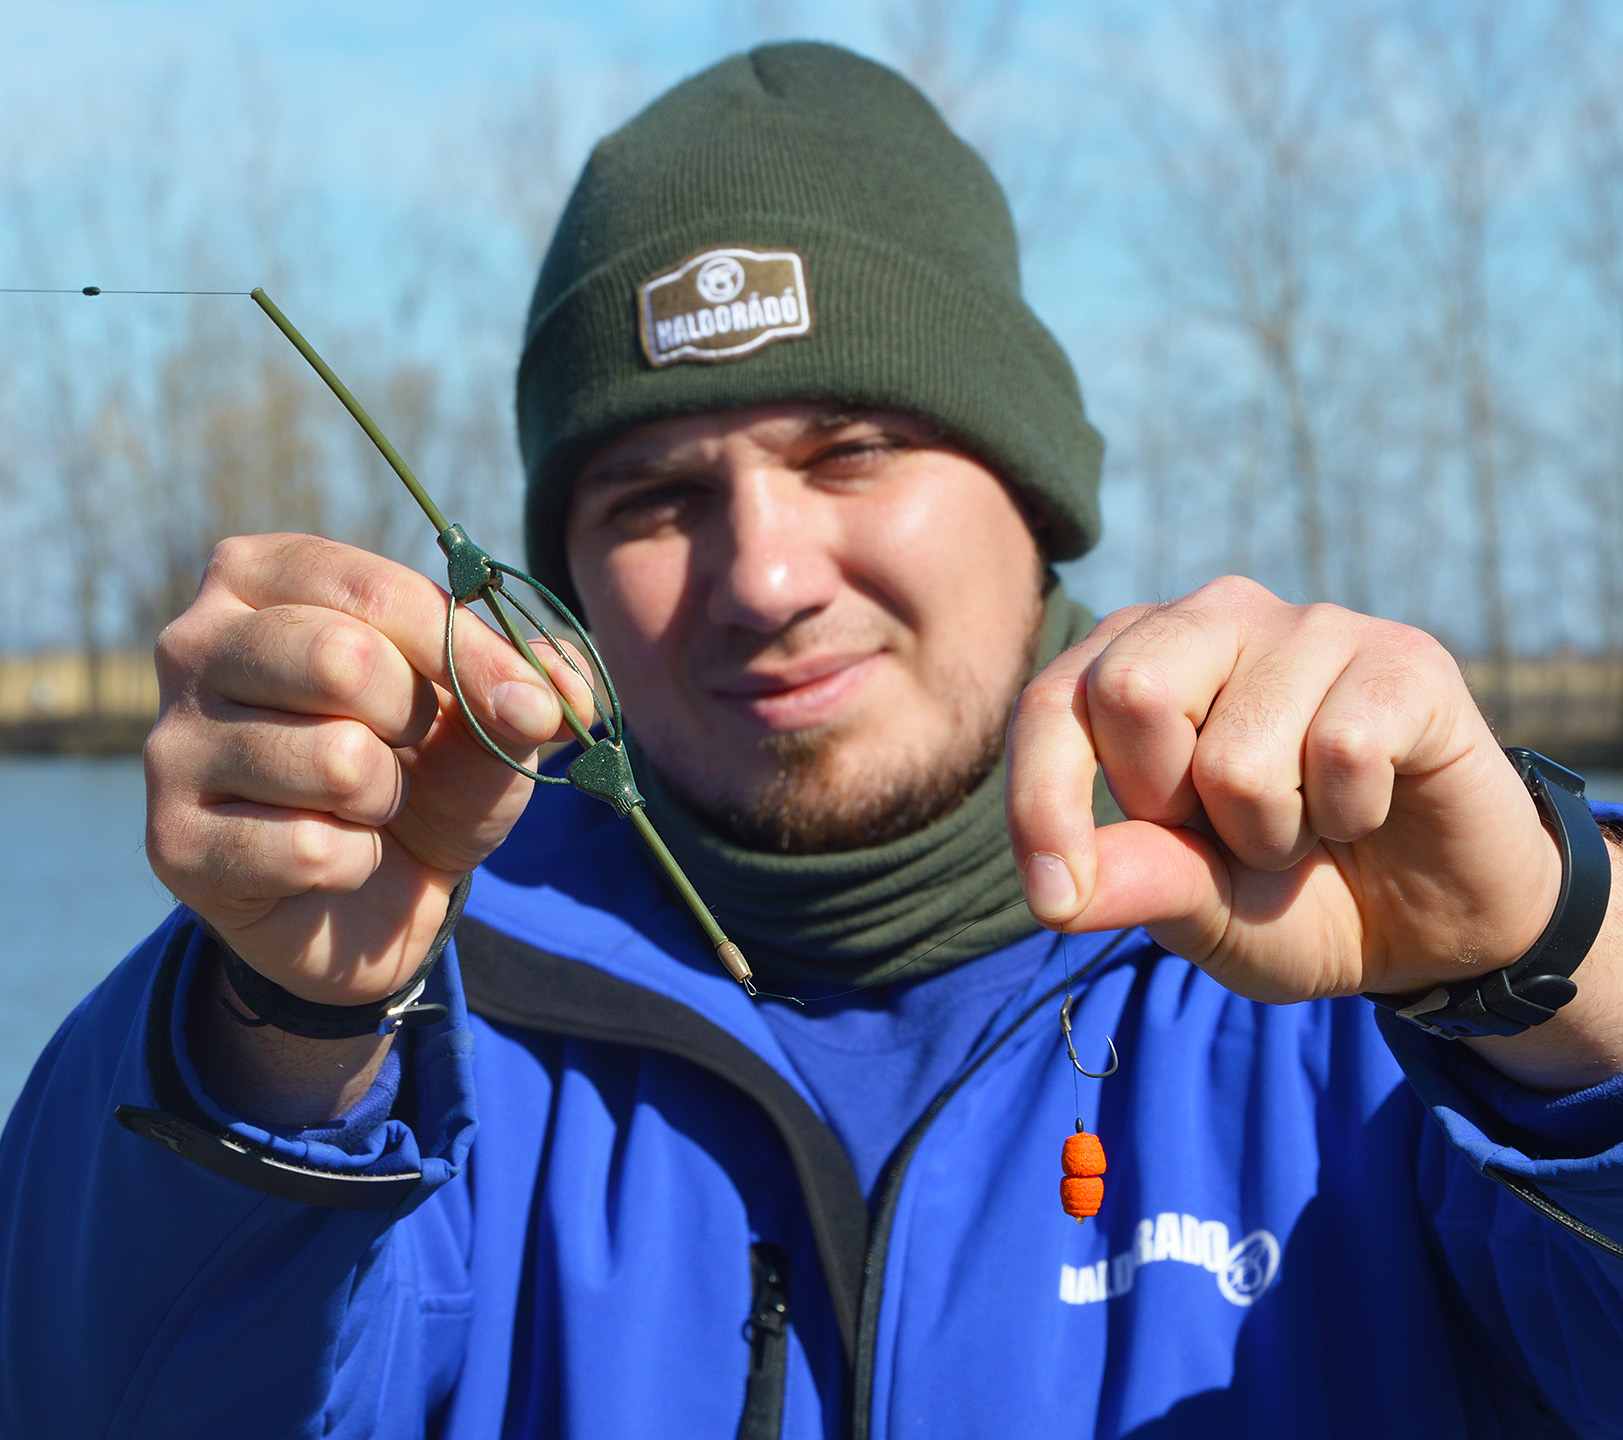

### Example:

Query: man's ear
xmin=1024 ymin=501 xmax=1057 ymax=558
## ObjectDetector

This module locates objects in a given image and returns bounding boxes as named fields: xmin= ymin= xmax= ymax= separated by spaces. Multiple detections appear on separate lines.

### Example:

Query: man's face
xmin=566 ymin=404 xmax=1046 ymax=852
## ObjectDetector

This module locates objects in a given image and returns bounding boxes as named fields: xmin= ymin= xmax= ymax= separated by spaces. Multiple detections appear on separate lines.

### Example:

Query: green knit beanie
xmin=516 ymin=41 xmax=1105 ymax=612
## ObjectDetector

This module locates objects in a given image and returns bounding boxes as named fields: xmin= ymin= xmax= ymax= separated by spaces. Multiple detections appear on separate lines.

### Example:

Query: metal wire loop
xmin=438 ymin=547 xmax=634 ymax=785
xmin=442 ymin=595 xmax=561 ymax=783
xmin=483 ymin=563 xmax=621 ymax=740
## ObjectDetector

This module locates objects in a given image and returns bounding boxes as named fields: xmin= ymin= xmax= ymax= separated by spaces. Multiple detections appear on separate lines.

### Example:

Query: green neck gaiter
xmin=630 ymin=588 xmax=1117 ymax=986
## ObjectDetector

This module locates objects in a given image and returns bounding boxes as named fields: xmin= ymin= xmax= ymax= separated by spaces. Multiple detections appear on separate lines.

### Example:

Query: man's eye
xmin=604 ymin=482 xmax=703 ymax=529
xmin=810 ymin=436 xmax=907 ymax=475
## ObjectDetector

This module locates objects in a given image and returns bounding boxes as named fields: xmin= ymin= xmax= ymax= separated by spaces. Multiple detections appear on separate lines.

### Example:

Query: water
xmin=3 ymin=755 xmax=1623 ymax=1126
xmin=0 ymin=757 xmax=176 ymax=1121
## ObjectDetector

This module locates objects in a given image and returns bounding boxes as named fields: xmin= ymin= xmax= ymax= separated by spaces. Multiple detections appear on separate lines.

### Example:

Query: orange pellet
xmin=1063 ymin=1132 xmax=1106 ymax=1178
xmin=1061 ymin=1131 xmax=1107 ymax=1222
xmin=1061 ymin=1175 xmax=1104 ymax=1219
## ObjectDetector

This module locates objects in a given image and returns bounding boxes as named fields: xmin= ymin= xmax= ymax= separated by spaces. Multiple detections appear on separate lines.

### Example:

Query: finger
xmin=196 ymin=534 xmax=596 ymax=740
xmin=199 ymin=604 xmax=438 ymax=747
xmin=186 ymin=707 xmax=410 ymax=828
xmin=149 ymin=800 xmax=385 ymax=921
xmin=1190 ymin=605 xmax=1357 ymax=870
xmin=1006 ymin=606 xmax=1154 ymax=924
xmin=197 ymin=534 xmax=472 ymax=687
xmin=1074 ymin=823 xmax=1365 ymax=1004
xmin=447 ymin=608 xmax=599 ymax=746
xmin=1085 ymin=599 xmax=1247 ymax=827
xmin=380 ymin=632 xmax=601 ymax=876
xmin=1068 ymin=819 xmax=1232 ymax=960
xmin=1301 ymin=630 xmax=1448 ymax=842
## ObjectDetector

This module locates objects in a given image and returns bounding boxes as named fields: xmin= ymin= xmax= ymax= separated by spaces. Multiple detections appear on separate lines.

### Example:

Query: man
xmin=4 ymin=42 xmax=1623 ymax=1439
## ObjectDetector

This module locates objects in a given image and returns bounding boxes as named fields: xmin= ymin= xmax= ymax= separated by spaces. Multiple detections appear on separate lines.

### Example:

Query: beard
xmin=717 ymin=721 xmax=1007 ymax=853
xmin=663 ymin=602 xmax=1044 ymax=855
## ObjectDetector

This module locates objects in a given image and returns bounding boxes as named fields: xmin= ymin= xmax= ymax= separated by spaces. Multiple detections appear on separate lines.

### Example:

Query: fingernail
xmin=491 ymin=680 xmax=554 ymax=739
xmin=1025 ymin=852 xmax=1078 ymax=920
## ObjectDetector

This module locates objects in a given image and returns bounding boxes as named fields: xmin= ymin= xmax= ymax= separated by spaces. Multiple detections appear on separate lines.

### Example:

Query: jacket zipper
xmin=846 ymin=934 xmax=1133 ymax=1440
xmin=453 ymin=916 xmax=1135 ymax=1438
xmin=738 ymin=1241 xmax=792 ymax=1439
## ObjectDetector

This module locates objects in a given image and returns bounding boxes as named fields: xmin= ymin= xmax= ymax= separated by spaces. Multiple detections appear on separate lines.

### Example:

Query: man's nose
xmin=705 ymin=472 xmax=840 ymax=632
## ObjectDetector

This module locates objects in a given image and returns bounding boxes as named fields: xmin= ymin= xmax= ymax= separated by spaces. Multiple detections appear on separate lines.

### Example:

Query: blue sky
xmin=0 ymin=1 xmax=1142 ymax=315
xmin=0 ymin=0 xmax=1164 ymax=622
xmin=3 ymin=1 xmax=1618 ymax=655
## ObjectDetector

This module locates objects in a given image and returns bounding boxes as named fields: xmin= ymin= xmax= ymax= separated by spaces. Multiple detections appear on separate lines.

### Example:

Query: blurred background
xmin=2 ymin=0 xmax=1622 ymax=1111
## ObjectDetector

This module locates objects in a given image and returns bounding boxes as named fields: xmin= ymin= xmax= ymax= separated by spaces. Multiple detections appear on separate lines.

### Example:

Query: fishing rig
xmin=1058 ymin=936 xmax=1117 ymax=1222
xmin=245 ymin=287 xmax=756 ymax=993
xmin=0 ymin=283 xmax=757 ymax=991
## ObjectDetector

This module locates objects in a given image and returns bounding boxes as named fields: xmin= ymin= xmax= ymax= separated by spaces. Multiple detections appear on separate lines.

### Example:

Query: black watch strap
xmin=1366 ymin=748 xmax=1613 ymax=1040
xmin=216 ymin=875 xmax=470 ymax=1040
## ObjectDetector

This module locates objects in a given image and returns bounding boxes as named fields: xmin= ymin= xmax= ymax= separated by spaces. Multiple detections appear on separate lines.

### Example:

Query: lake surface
xmin=0 ymin=757 xmax=177 ymax=1121
xmin=4 ymin=755 xmax=1623 ymax=1125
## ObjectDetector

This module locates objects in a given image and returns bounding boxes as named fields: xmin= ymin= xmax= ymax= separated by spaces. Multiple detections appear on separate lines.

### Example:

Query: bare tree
xmin=1118 ymin=0 xmax=1379 ymax=606
xmin=7 ymin=0 xmax=1623 ymax=767
xmin=486 ymin=69 xmax=574 ymax=267
xmin=1378 ymin=0 xmax=1561 ymax=706
xmin=1566 ymin=9 xmax=1623 ymax=658
xmin=881 ymin=0 xmax=1023 ymax=124
xmin=8 ymin=175 xmax=147 ymax=711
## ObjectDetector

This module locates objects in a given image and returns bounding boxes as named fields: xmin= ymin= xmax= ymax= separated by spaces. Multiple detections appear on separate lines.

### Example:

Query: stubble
xmin=670 ymin=590 xmax=1046 ymax=854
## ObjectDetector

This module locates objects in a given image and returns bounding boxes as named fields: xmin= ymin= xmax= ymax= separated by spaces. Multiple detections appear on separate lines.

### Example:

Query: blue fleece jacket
xmin=3 ymin=783 xmax=1623 ymax=1439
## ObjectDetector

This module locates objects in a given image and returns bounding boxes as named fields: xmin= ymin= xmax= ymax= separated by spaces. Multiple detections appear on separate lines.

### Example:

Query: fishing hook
xmin=1060 ymin=993 xmax=1118 ymax=1079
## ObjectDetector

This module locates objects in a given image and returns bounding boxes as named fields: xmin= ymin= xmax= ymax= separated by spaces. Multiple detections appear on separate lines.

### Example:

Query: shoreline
xmin=3 ymin=649 xmax=1623 ymax=769
xmin=3 ymin=716 xmax=1623 ymax=775
xmin=0 ymin=716 xmax=155 ymax=756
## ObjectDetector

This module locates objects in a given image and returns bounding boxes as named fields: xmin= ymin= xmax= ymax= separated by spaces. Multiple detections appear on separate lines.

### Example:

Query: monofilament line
xmin=0 ymin=287 xmax=249 ymax=296
xmin=1062 ymin=932 xmax=1081 ymax=1119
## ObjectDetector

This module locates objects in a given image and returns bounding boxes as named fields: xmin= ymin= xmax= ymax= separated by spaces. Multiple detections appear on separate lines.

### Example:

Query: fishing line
xmin=11 ymin=282 xmax=1114 ymax=1021
xmin=0 ymin=286 xmax=249 ymax=295
xmin=1062 ymin=932 xmax=1081 ymax=1117
xmin=19 ymin=278 xmax=1135 ymax=1228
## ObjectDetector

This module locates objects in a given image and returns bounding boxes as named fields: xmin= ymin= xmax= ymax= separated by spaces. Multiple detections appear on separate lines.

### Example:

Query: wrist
xmin=1367 ymin=749 xmax=1612 ymax=1041
xmin=212 ymin=873 xmax=469 ymax=1036
xmin=1463 ymin=834 xmax=1623 ymax=1093
xmin=187 ymin=949 xmax=398 ymax=1126
xmin=187 ymin=874 xmax=470 ymax=1124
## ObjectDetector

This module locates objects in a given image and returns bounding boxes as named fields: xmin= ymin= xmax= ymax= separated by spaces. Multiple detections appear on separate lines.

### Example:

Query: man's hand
xmin=145 ymin=534 xmax=591 ymax=1120
xmin=1006 ymin=576 xmax=1623 ymax=1091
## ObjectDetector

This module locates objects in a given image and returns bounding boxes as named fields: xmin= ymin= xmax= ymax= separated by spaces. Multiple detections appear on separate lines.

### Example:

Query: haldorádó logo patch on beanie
xmin=638 ymin=246 xmax=812 ymax=367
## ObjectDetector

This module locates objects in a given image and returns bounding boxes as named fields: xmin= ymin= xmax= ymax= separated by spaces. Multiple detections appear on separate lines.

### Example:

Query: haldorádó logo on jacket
xmin=1059 ymin=1212 xmax=1281 ymax=1309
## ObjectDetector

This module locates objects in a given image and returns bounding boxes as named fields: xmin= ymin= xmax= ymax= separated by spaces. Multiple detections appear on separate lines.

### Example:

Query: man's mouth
xmin=709 ymin=652 xmax=886 ymax=730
